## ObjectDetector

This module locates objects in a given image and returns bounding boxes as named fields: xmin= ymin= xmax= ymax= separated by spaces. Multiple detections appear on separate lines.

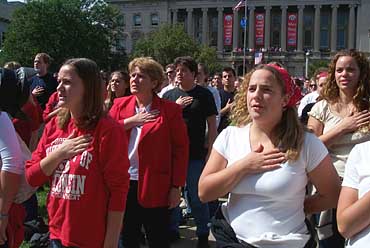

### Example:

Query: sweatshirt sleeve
xmin=99 ymin=124 xmax=130 ymax=211
xmin=25 ymin=123 xmax=50 ymax=187
xmin=168 ymin=103 xmax=189 ymax=187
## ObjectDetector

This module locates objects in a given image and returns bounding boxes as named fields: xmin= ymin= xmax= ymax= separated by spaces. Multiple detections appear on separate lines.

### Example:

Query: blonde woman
xmin=199 ymin=64 xmax=340 ymax=248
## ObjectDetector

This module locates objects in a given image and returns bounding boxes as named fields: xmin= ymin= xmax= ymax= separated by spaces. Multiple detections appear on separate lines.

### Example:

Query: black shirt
xmin=218 ymin=89 xmax=235 ymax=133
xmin=163 ymin=85 xmax=217 ymax=160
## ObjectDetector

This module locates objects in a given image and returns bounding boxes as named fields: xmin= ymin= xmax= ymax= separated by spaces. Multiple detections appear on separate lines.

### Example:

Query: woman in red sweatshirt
xmin=26 ymin=58 xmax=130 ymax=248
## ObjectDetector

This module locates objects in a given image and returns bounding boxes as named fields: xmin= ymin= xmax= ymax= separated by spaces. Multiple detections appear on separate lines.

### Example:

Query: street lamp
xmin=305 ymin=51 xmax=312 ymax=79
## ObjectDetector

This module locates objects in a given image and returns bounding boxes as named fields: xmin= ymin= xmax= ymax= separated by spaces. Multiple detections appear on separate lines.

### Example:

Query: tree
xmin=132 ymin=23 xmax=221 ymax=72
xmin=1 ymin=0 xmax=127 ymax=71
xmin=308 ymin=59 xmax=329 ymax=79
xmin=194 ymin=45 xmax=222 ymax=75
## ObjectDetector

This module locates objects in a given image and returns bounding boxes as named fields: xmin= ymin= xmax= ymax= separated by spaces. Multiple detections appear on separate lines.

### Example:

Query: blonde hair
xmin=230 ymin=64 xmax=305 ymax=161
xmin=128 ymin=57 xmax=164 ymax=93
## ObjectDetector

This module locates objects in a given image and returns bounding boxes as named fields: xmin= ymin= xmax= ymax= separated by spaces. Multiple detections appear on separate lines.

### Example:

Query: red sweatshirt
xmin=25 ymin=116 xmax=130 ymax=247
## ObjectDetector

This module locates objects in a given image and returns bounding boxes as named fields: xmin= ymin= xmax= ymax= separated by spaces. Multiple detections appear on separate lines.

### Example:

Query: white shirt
xmin=213 ymin=124 xmax=328 ymax=248
xmin=127 ymin=104 xmax=151 ymax=180
xmin=342 ymin=141 xmax=370 ymax=248
xmin=297 ymin=91 xmax=319 ymax=117
xmin=207 ymin=85 xmax=221 ymax=126
xmin=158 ymin=84 xmax=176 ymax=98
xmin=0 ymin=112 xmax=23 ymax=175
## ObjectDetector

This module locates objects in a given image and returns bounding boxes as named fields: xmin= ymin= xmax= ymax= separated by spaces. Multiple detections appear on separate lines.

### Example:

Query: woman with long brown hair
xmin=26 ymin=58 xmax=130 ymax=248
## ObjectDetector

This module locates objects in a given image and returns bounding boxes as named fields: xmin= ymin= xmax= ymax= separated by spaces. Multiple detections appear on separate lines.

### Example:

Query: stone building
xmin=0 ymin=0 xmax=24 ymax=50
xmin=107 ymin=0 xmax=370 ymax=76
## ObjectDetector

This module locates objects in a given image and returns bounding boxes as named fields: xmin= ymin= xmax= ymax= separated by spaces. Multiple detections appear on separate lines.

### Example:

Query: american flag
xmin=233 ymin=0 xmax=245 ymax=11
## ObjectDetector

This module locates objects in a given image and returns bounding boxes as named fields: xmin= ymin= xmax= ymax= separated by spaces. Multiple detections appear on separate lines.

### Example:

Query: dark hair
xmin=58 ymin=58 xmax=105 ymax=130
xmin=0 ymin=68 xmax=30 ymax=119
xmin=35 ymin=53 xmax=52 ymax=65
xmin=105 ymin=70 xmax=130 ymax=110
xmin=174 ymin=56 xmax=198 ymax=77
xmin=222 ymin=67 xmax=236 ymax=77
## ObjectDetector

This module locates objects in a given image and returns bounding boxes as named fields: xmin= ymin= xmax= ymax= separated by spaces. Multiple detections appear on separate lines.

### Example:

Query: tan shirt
xmin=309 ymin=100 xmax=370 ymax=177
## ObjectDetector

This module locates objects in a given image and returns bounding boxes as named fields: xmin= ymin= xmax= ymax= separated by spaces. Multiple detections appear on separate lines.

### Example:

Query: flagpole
xmin=242 ymin=1 xmax=247 ymax=76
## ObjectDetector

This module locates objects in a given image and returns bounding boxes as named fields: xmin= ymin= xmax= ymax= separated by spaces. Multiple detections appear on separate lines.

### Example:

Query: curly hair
xmin=321 ymin=50 xmax=370 ymax=111
xmin=230 ymin=64 xmax=304 ymax=161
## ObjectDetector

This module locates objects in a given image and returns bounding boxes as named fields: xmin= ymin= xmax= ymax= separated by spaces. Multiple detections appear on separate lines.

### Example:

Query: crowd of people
xmin=0 ymin=49 xmax=370 ymax=248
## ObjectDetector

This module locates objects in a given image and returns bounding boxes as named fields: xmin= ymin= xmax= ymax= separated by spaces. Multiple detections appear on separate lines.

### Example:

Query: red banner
xmin=255 ymin=12 xmax=265 ymax=46
xmin=223 ymin=14 xmax=233 ymax=46
xmin=287 ymin=13 xmax=297 ymax=47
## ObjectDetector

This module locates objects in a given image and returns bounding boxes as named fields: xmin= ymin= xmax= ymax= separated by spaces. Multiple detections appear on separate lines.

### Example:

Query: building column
xmin=331 ymin=4 xmax=338 ymax=52
xmin=248 ymin=6 xmax=255 ymax=50
xmin=348 ymin=4 xmax=356 ymax=49
xmin=281 ymin=5 xmax=287 ymax=51
xmin=314 ymin=5 xmax=321 ymax=53
xmin=187 ymin=8 xmax=193 ymax=37
xmin=202 ymin=8 xmax=208 ymax=45
xmin=173 ymin=9 xmax=178 ymax=24
xmin=264 ymin=6 xmax=271 ymax=50
xmin=217 ymin=7 xmax=224 ymax=53
xmin=297 ymin=5 xmax=304 ymax=52
xmin=233 ymin=8 xmax=239 ymax=50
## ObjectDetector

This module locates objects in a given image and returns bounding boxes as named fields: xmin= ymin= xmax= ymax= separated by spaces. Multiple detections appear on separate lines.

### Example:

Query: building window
xmin=303 ymin=11 xmax=314 ymax=49
xmin=320 ymin=11 xmax=330 ymax=50
xmin=337 ymin=8 xmax=348 ymax=49
xmin=271 ymin=10 xmax=281 ymax=48
xmin=210 ymin=14 xmax=217 ymax=47
xmin=117 ymin=14 xmax=125 ymax=27
xmin=151 ymin=13 xmax=159 ymax=26
xmin=133 ymin=14 xmax=142 ymax=26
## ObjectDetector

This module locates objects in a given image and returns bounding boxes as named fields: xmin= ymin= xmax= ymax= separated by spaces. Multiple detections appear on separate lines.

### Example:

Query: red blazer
xmin=109 ymin=95 xmax=189 ymax=208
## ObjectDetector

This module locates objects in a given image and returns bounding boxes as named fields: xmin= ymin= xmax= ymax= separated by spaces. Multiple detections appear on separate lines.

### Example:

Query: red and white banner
xmin=224 ymin=14 xmax=233 ymax=46
xmin=255 ymin=12 xmax=265 ymax=46
xmin=287 ymin=13 xmax=297 ymax=47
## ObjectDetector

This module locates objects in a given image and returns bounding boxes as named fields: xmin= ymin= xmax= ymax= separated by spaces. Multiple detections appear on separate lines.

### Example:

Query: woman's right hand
xmin=131 ymin=110 xmax=160 ymax=126
xmin=239 ymin=144 xmax=286 ymax=175
xmin=57 ymin=130 xmax=92 ymax=160
xmin=338 ymin=110 xmax=370 ymax=133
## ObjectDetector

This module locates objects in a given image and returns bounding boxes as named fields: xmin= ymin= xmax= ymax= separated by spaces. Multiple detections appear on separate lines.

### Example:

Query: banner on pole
xmin=224 ymin=14 xmax=233 ymax=46
xmin=287 ymin=13 xmax=298 ymax=47
xmin=255 ymin=12 xmax=265 ymax=46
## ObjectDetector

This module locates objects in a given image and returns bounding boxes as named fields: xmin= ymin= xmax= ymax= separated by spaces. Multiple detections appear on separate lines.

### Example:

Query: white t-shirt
xmin=0 ymin=112 xmax=23 ymax=174
xmin=213 ymin=124 xmax=328 ymax=248
xmin=342 ymin=141 xmax=370 ymax=248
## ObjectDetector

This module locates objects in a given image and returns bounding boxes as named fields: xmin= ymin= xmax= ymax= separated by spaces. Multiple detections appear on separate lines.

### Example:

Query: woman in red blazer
xmin=109 ymin=57 xmax=189 ymax=248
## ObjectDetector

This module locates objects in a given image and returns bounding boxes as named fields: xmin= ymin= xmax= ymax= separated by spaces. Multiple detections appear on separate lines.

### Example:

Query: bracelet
xmin=0 ymin=214 xmax=8 ymax=219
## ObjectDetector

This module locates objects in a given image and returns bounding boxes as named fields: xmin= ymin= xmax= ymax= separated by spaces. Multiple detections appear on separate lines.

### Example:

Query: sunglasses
xmin=166 ymin=71 xmax=175 ymax=74
xmin=310 ymin=84 xmax=317 ymax=88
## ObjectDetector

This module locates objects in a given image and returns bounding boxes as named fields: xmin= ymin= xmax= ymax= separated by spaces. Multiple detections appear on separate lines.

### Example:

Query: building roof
xmin=0 ymin=1 xmax=24 ymax=22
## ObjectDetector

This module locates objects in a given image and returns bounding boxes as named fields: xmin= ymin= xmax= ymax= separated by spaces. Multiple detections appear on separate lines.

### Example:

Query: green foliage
xmin=132 ymin=24 xmax=221 ymax=73
xmin=308 ymin=59 xmax=329 ymax=79
xmin=2 ymin=0 xmax=127 ymax=71
xmin=194 ymin=45 xmax=222 ymax=75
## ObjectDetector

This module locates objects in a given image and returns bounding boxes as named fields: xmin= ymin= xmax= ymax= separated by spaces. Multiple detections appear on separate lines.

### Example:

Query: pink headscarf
xmin=267 ymin=64 xmax=302 ymax=107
